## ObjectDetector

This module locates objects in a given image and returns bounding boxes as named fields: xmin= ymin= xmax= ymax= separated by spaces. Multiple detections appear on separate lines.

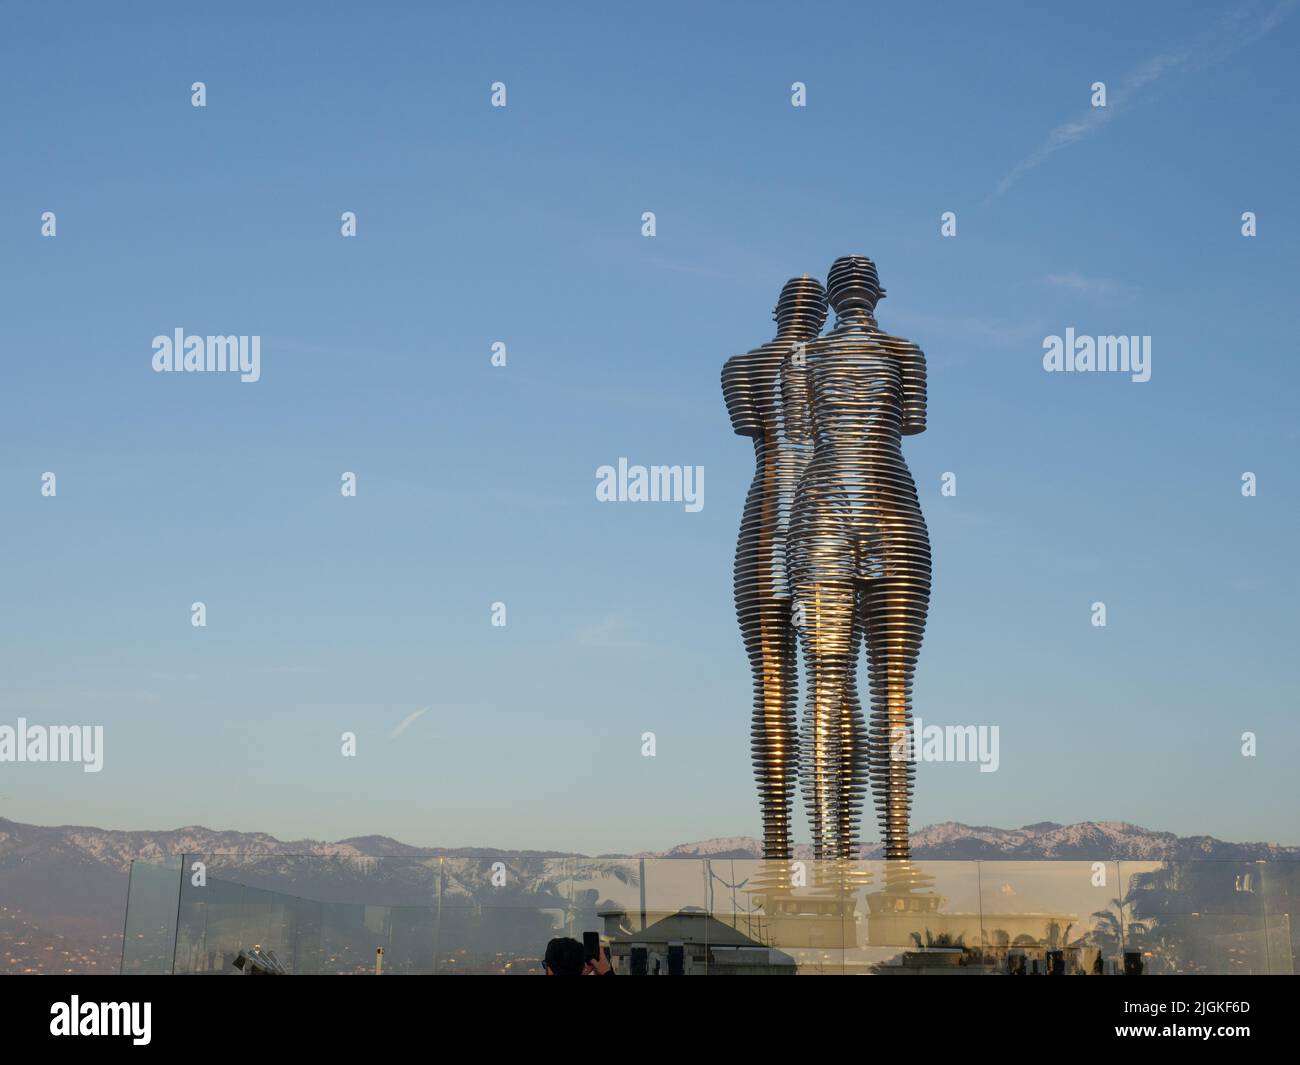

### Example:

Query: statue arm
xmin=722 ymin=356 xmax=759 ymax=437
xmin=898 ymin=340 xmax=927 ymax=435
xmin=780 ymin=350 xmax=813 ymax=443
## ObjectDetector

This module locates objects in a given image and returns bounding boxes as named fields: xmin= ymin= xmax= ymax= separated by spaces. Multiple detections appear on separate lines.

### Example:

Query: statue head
xmin=772 ymin=275 xmax=828 ymax=338
xmin=827 ymin=255 xmax=886 ymax=313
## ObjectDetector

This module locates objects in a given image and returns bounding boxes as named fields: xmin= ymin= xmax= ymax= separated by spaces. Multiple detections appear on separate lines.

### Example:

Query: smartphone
xmin=583 ymin=931 xmax=601 ymax=964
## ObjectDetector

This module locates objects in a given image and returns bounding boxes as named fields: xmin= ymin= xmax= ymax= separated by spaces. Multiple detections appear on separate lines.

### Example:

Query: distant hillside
xmin=2 ymin=816 xmax=1294 ymax=973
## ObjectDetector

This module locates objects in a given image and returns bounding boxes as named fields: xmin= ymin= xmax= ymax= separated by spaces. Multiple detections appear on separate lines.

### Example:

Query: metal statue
xmin=785 ymin=255 xmax=931 ymax=861
xmin=722 ymin=277 xmax=828 ymax=860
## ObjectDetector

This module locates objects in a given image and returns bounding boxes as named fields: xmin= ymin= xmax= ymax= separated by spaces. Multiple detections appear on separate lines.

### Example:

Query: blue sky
xmin=1 ymin=0 xmax=1297 ymax=852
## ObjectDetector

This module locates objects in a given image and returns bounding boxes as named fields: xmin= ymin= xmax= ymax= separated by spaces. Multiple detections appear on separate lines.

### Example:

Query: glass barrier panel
xmin=856 ymin=860 xmax=985 ymax=974
xmin=975 ymin=860 xmax=1116 ymax=975
xmin=120 ymin=857 xmax=183 ymax=974
xmin=116 ymin=855 xmax=1300 ymax=974
xmin=1256 ymin=861 xmax=1297 ymax=975
xmin=559 ymin=858 xmax=710 ymax=974
xmin=1117 ymin=860 xmax=1271 ymax=974
xmin=704 ymin=858 xmax=851 ymax=974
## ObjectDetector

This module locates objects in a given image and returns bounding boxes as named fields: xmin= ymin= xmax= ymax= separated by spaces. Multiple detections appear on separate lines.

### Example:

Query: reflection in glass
xmin=119 ymin=855 xmax=1299 ymax=974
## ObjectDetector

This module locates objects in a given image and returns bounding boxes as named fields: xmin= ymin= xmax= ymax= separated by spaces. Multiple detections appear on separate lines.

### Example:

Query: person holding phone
xmin=542 ymin=935 xmax=615 ymax=976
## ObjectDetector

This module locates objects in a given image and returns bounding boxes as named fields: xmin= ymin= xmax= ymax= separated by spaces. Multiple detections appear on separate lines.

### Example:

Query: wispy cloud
xmin=890 ymin=308 xmax=1047 ymax=348
xmin=577 ymin=615 xmax=646 ymax=649
xmin=991 ymin=0 xmax=1296 ymax=200
xmin=1044 ymin=272 xmax=1136 ymax=303
xmin=390 ymin=707 xmax=429 ymax=738
xmin=647 ymin=257 xmax=737 ymax=280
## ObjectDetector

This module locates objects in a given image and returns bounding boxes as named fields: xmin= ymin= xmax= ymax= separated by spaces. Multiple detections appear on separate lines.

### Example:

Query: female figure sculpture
xmin=786 ymin=256 xmax=931 ymax=861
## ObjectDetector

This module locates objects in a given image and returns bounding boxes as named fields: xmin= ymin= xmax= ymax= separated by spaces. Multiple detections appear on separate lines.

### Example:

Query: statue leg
xmin=797 ymin=579 xmax=857 ymax=860
xmin=863 ymin=527 xmax=930 ymax=861
xmin=739 ymin=588 xmax=798 ymax=860
xmin=831 ymin=596 xmax=867 ymax=860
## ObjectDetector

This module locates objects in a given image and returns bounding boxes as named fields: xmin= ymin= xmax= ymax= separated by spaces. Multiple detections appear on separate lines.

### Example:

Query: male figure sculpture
xmin=786 ymin=256 xmax=931 ymax=861
xmin=722 ymin=277 xmax=828 ymax=860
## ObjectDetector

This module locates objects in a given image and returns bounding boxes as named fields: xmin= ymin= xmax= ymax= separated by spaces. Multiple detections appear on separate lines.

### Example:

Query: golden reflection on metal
xmin=786 ymin=255 xmax=932 ymax=861
xmin=722 ymin=277 xmax=828 ymax=860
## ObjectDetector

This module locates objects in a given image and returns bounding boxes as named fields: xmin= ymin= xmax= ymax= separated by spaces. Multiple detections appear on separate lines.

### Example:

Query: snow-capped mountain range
xmin=2 ymin=816 xmax=1295 ymax=973
xmin=656 ymin=821 xmax=1300 ymax=861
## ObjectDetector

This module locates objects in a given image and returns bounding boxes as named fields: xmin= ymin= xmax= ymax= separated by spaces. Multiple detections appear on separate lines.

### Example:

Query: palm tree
xmin=909 ymin=929 xmax=965 ymax=949
xmin=1090 ymin=896 xmax=1148 ymax=966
